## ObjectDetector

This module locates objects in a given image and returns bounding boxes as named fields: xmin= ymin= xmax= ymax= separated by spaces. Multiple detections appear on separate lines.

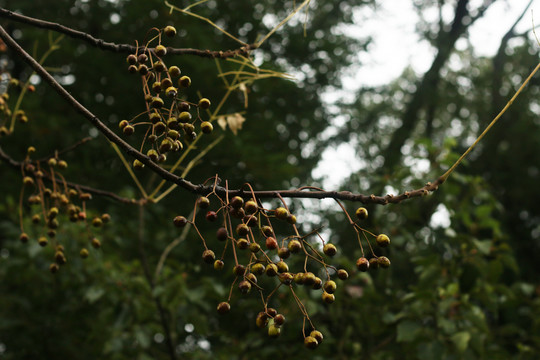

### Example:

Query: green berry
xmin=323 ymin=243 xmax=337 ymax=256
xmin=304 ymin=336 xmax=318 ymax=349
xmin=216 ymin=301 xmax=230 ymax=314
xmin=164 ymin=25 xmax=177 ymax=37
xmin=355 ymin=207 xmax=368 ymax=220
xmin=376 ymin=234 xmax=390 ymax=247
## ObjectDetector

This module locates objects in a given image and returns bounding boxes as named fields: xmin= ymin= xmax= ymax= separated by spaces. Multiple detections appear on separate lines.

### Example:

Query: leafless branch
xmin=0 ymin=8 xmax=257 ymax=58
xmin=0 ymin=24 xmax=445 ymax=205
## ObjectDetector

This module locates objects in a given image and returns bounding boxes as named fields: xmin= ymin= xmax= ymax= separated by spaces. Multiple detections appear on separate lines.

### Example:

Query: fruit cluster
xmin=173 ymin=183 xmax=392 ymax=349
xmin=119 ymin=26 xmax=213 ymax=169
xmin=18 ymin=146 xmax=109 ymax=273
xmin=0 ymin=75 xmax=36 ymax=136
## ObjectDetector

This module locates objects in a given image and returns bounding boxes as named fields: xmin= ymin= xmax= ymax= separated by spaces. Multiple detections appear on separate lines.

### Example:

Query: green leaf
xmin=397 ymin=320 xmax=421 ymax=342
xmin=472 ymin=239 xmax=492 ymax=255
xmin=85 ymin=286 xmax=105 ymax=303
xmin=451 ymin=331 xmax=471 ymax=353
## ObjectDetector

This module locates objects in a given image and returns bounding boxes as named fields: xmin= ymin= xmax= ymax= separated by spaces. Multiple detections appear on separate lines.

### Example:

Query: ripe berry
xmin=38 ymin=236 xmax=48 ymax=247
xmin=244 ymin=200 xmax=258 ymax=214
xmin=217 ymin=301 xmax=230 ymax=314
xmin=261 ymin=225 xmax=273 ymax=237
xmin=91 ymin=238 xmax=101 ymax=249
xmin=147 ymin=149 xmax=159 ymax=162
xmin=276 ymin=260 xmax=289 ymax=273
xmin=246 ymin=273 xmax=258 ymax=284
xmin=49 ymin=263 xmax=59 ymax=274
xmin=274 ymin=314 xmax=285 ymax=326
xmin=197 ymin=196 xmax=210 ymax=208
xmin=236 ymin=238 xmax=249 ymax=249
xmin=173 ymin=216 xmax=188 ymax=227
xmin=265 ymin=237 xmax=278 ymax=250
xmin=274 ymin=207 xmax=289 ymax=220
xmin=356 ymin=257 xmax=370 ymax=271
xmin=323 ymin=280 xmax=337 ymax=294
xmin=236 ymin=223 xmax=249 ymax=236
xmin=251 ymin=263 xmax=265 ymax=275
xmin=277 ymin=247 xmax=290 ymax=259
xmin=286 ymin=214 xmax=297 ymax=224
xmin=243 ymin=214 xmax=258 ymax=227
xmin=153 ymin=61 xmax=166 ymax=72
xmin=166 ymin=86 xmax=177 ymax=98
xmin=322 ymin=291 xmax=335 ymax=304
xmin=92 ymin=217 xmax=103 ymax=227
xmin=202 ymin=249 xmax=215 ymax=264
xmin=19 ymin=233 xmax=29 ymax=243
xmin=179 ymin=75 xmax=191 ymax=87
xmin=238 ymin=280 xmax=251 ymax=294
xmin=369 ymin=257 xmax=379 ymax=269
xmin=164 ymin=25 xmax=177 ymax=37
xmin=133 ymin=159 xmax=145 ymax=169
xmin=213 ymin=260 xmax=224 ymax=270
xmin=355 ymin=207 xmax=368 ymax=220
xmin=249 ymin=242 xmax=261 ymax=253
xmin=198 ymin=98 xmax=211 ymax=109
xmin=293 ymin=272 xmax=305 ymax=285
xmin=323 ymin=243 xmax=337 ymax=256
xmin=310 ymin=330 xmax=324 ymax=344
xmin=230 ymin=196 xmax=244 ymax=209
xmin=233 ymin=264 xmax=246 ymax=276
xmin=304 ymin=336 xmax=318 ymax=349
xmin=168 ymin=66 xmax=181 ymax=77
xmin=288 ymin=239 xmax=302 ymax=253
xmin=178 ymin=111 xmax=192 ymax=123
xmin=303 ymin=272 xmax=316 ymax=286
xmin=265 ymin=263 xmax=278 ymax=277
xmin=266 ymin=308 xmax=278 ymax=317
xmin=229 ymin=207 xmax=245 ymax=219
xmin=137 ymin=54 xmax=148 ymax=63
xmin=337 ymin=269 xmax=349 ymax=280
xmin=126 ymin=54 xmax=137 ymax=64
xmin=201 ymin=121 xmax=213 ymax=134
xmin=376 ymin=234 xmax=390 ymax=247
xmin=312 ymin=277 xmax=323 ymax=290
xmin=138 ymin=64 xmax=149 ymax=75
xmin=161 ymin=78 xmax=173 ymax=89
xmin=155 ymin=45 xmax=167 ymax=57
xmin=279 ymin=272 xmax=293 ymax=285
xmin=206 ymin=211 xmax=218 ymax=222
xmin=150 ymin=97 xmax=164 ymax=108
xmin=23 ymin=176 xmax=34 ymax=186
xmin=216 ymin=227 xmax=228 ymax=241
xmin=256 ymin=312 xmax=269 ymax=328
xmin=378 ymin=256 xmax=391 ymax=268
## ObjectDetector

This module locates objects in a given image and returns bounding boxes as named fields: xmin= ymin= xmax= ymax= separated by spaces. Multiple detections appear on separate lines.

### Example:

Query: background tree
xmin=0 ymin=0 xmax=539 ymax=359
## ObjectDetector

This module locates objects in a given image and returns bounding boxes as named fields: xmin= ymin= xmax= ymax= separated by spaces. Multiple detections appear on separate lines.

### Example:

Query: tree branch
xmin=0 ymin=8 xmax=257 ymax=58
xmin=0 ymin=24 xmax=446 ymax=204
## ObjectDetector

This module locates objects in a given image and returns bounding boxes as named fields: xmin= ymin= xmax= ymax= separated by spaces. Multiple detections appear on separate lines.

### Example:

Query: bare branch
xmin=0 ymin=23 xmax=445 ymax=204
xmin=0 ymin=8 xmax=257 ymax=58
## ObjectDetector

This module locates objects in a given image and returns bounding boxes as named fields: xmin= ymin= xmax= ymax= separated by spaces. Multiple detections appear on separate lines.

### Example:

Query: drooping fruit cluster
xmin=352 ymin=207 xmax=392 ymax=272
xmin=172 ymin=181 xmax=392 ymax=348
xmin=17 ymin=146 xmax=109 ymax=273
xmin=0 ymin=74 xmax=37 ymax=137
xmin=120 ymin=26 xmax=214 ymax=169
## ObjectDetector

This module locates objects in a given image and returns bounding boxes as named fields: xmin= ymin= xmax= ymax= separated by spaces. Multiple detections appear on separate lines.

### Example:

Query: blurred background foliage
xmin=0 ymin=0 xmax=539 ymax=359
